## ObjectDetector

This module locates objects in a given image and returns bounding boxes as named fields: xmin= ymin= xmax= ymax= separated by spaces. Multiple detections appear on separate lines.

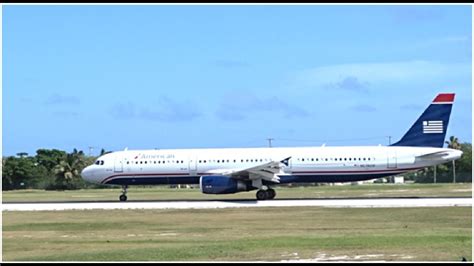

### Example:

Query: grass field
xmin=2 ymin=183 xmax=472 ymax=202
xmin=2 ymin=207 xmax=471 ymax=262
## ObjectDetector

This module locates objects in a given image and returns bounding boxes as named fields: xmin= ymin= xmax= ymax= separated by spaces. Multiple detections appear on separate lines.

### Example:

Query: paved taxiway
xmin=2 ymin=197 xmax=471 ymax=211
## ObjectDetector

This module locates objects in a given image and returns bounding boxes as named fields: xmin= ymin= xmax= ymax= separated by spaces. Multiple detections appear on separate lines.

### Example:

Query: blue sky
xmin=3 ymin=5 xmax=472 ymax=156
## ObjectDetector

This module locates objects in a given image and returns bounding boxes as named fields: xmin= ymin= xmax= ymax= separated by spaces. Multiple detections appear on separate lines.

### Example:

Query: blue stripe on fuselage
xmin=104 ymin=173 xmax=403 ymax=186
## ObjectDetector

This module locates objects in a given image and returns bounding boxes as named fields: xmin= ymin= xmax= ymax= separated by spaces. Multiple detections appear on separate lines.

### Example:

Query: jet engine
xmin=199 ymin=175 xmax=252 ymax=194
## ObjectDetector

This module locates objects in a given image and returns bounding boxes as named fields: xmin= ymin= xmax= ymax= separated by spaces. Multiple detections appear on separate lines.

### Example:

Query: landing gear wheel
xmin=119 ymin=185 xmax=128 ymax=202
xmin=267 ymin=188 xmax=276 ymax=199
xmin=256 ymin=189 xmax=276 ymax=200
xmin=119 ymin=195 xmax=127 ymax=202
xmin=256 ymin=190 xmax=267 ymax=200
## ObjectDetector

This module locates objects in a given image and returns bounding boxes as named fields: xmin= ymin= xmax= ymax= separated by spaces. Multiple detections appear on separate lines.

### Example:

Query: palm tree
xmin=445 ymin=136 xmax=461 ymax=183
xmin=53 ymin=149 xmax=86 ymax=189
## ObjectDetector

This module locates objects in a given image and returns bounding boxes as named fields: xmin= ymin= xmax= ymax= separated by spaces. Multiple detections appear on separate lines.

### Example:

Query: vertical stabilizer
xmin=391 ymin=93 xmax=454 ymax=148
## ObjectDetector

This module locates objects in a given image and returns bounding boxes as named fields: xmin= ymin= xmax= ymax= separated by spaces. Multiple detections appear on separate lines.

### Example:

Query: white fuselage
xmin=81 ymin=146 xmax=462 ymax=186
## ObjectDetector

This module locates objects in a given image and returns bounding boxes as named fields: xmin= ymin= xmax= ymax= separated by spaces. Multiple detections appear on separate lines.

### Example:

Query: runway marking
xmin=2 ymin=198 xmax=471 ymax=211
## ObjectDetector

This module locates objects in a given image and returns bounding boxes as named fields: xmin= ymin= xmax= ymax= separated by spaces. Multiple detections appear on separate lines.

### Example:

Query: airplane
xmin=81 ymin=93 xmax=463 ymax=201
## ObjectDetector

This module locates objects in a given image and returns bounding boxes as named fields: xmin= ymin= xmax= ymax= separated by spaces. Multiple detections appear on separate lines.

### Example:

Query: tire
xmin=267 ymin=189 xmax=276 ymax=199
xmin=119 ymin=195 xmax=127 ymax=202
xmin=256 ymin=190 xmax=267 ymax=200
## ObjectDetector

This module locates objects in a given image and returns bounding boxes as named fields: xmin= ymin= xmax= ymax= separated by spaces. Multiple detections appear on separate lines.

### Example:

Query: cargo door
xmin=189 ymin=156 xmax=197 ymax=176
xmin=387 ymin=150 xmax=397 ymax=168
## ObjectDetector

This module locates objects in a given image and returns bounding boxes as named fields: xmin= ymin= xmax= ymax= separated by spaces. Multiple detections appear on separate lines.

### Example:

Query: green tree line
xmin=2 ymin=148 xmax=111 ymax=190
xmin=2 ymin=138 xmax=472 ymax=191
xmin=403 ymin=137 xmax=472 ymax=183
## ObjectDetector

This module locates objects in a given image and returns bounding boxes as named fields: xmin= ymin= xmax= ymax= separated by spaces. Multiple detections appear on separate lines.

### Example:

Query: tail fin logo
xmin=423 ymin=120 xmax=443 ymax=134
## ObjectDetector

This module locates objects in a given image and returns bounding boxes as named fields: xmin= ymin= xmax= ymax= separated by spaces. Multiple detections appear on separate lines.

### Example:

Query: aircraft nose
xmin=81 ymin=166 xmax=95 ymax=183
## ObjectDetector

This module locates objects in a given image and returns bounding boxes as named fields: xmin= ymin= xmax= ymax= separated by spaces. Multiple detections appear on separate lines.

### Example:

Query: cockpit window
xmin=101 ymin=160 xmax=104 ymax=165
xmin=95 ymin=160 xmax=100 ymax=165
xmin=95 ymin=160 xmax=105 ymax=165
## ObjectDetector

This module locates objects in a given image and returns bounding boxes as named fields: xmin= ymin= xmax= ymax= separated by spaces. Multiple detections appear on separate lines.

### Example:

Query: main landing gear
xmin=256 ymin=188 xmax=276 ymax=200
xmin=119 ymin=185 xmax=128 ymax=202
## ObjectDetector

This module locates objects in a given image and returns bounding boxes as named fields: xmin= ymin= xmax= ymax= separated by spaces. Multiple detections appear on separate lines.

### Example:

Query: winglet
xmin=280 ymin=157 xmax=291 ymax=167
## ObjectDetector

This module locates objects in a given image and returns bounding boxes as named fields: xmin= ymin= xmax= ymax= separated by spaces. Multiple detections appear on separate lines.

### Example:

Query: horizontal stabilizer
xmin=415 ymin=151 xmax=450 ymax=159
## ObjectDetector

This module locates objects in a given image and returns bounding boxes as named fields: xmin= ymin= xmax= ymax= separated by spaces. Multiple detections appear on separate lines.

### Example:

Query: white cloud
xmin=412 ymin=35 xmax=471 ymax=49
xmin=216 ymin=92 xmax=310 ymax=121
xmin=295 ymin=60 xmax=471 ymax=90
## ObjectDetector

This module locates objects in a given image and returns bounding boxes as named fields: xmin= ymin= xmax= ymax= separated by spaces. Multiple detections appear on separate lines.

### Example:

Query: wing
xmin=203 ymin=156 xmax=291 ymax=183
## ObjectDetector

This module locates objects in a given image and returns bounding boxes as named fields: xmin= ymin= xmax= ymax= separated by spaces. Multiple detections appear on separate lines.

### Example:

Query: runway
xmin=2 ymin=197 xmax=471 ymax=211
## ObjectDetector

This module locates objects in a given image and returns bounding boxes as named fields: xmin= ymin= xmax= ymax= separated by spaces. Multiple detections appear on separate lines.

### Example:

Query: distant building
xmin=393 ymin=176 xmax=404 ymax=184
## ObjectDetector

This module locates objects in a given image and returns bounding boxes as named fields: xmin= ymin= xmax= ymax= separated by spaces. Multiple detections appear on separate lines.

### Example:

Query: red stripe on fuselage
xmin=101 ymin=172 xmax=187 ymax=184
xmin=291 ymin=167 xmax=421 ymax=174
xmin=100 ymin=167 xmax=422 ymax=184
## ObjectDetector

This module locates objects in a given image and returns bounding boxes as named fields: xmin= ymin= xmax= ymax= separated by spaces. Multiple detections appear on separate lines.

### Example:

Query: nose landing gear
xmin=256 ymin=188 xmax=276 ymax=200
xmin=119 ymin=185 xmax=128 ymax=202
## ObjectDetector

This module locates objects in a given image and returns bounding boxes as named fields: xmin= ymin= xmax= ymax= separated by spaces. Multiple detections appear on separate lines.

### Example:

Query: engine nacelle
xmin=200 ymin=175 xmax=250 ymax=194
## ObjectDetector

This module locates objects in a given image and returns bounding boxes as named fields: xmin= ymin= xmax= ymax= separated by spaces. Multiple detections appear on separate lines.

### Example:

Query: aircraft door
xmin=189 ymin=157 xmax=197 ymax=176
xmin=114 ymin=156 xmax=123 ymax=173
xmin=387 ymin=150 xmax=397 ymax=168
